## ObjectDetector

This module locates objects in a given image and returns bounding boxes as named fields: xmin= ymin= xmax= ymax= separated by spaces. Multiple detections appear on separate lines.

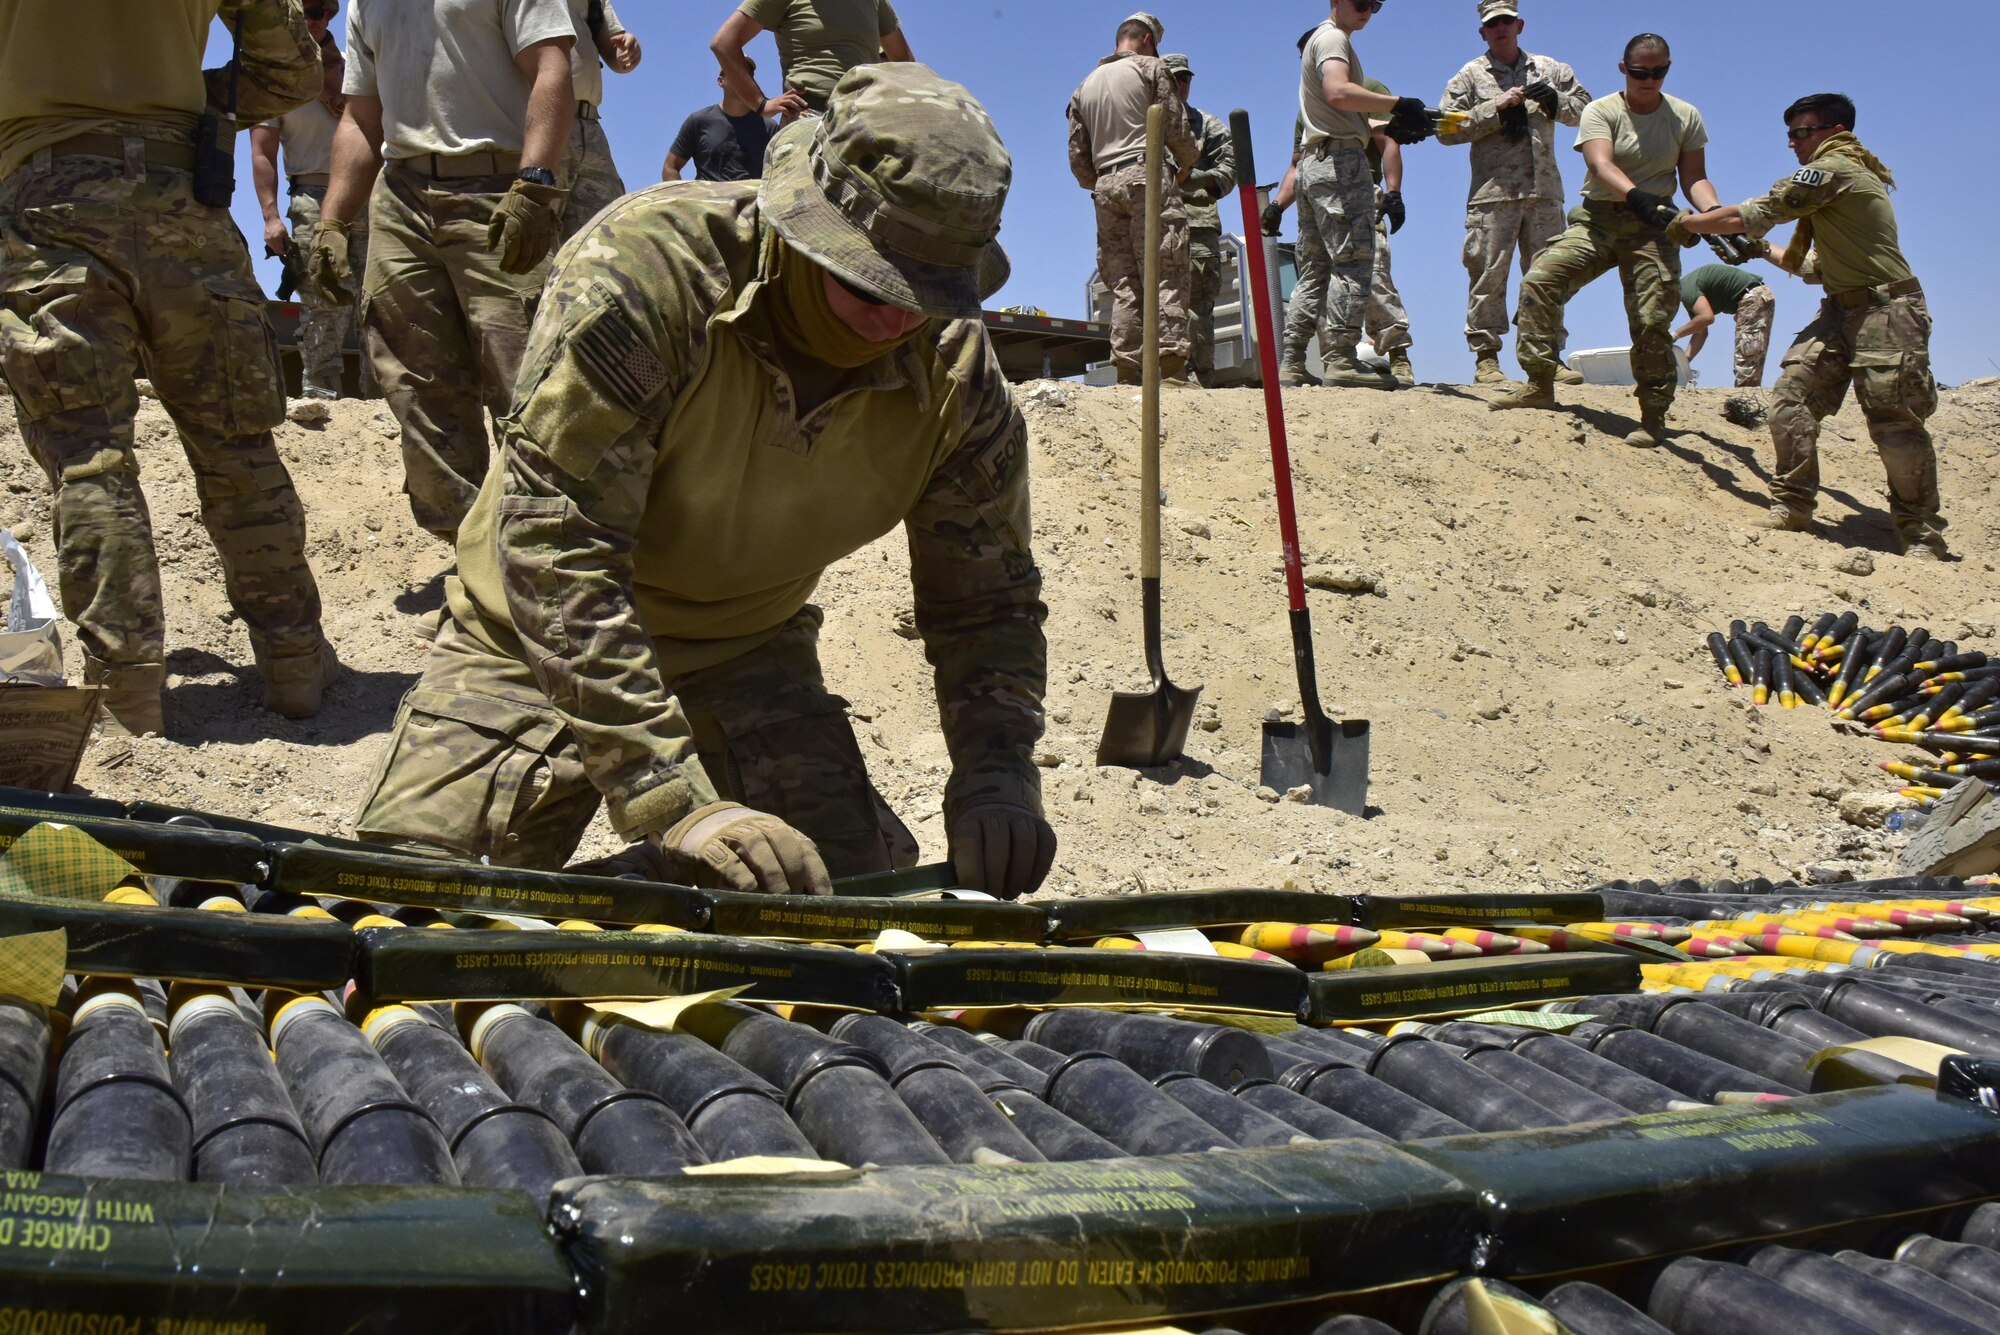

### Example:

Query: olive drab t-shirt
xmin=1679 ymin=263 xmax=1765 ymax=317
xmin=737 ymin=0 xmax=900 ymax=111
xmin=1575 ymin=91 xmax=1707 ymax=202
xmin=1299 ymin=21 xmax=1369 ymax=148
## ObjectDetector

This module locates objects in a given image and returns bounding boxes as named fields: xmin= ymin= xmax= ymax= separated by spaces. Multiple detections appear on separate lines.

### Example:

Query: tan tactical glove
xmin=1665 ymin=210 xmax=1701 ymax=249
xmin=653 ymin=801 xmax=832 ymax=896
xmin=486 ymin=178 xmax=569 ymax=274
xmin=302 ymin=217 xmax=355 ymax=307
xmin=949 ymin=804 xmax=1057 ymax=901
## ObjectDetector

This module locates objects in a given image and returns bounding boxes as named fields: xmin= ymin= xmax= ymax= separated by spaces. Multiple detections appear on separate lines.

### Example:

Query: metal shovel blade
xmin=1096 ymin=677 xmax=1202 ymax=769
xmin=1260 ymin=713 xmax=1371 ymax=815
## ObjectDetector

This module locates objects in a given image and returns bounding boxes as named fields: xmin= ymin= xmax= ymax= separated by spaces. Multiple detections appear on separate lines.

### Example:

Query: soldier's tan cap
xmin=759 ymin=63 xmax=1010 ymax=320
xmin=1123 ymin=11 xmax=1164 ymax=43
xmin=1478 ymin=0 xmax=1520 ymax=19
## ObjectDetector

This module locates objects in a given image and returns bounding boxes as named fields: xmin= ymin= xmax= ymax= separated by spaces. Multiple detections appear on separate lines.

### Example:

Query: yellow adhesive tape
xmin=0 ymin=823 xmax=141 ymax=901
xmin=1807 ymin=1035 xmax=1963 ymax=1092
xmin=588 ymin=985 xmax=753 ymax=1033
xmin=0 ymin=928 xmax=67 ymax=1007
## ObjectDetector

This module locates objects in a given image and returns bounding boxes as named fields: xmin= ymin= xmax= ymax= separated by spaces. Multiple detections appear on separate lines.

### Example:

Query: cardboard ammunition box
xmin=555 ymin=1142 xmax=1472 ymax=1333
xmin=356 ymin=927 xmax=900 ymax=1011
xmin=1307 ymin=953 xmax=1642 ymax=1025
xmin=892 ymin=947 xmax=1310 ymax=1017
xmin=0 ymin=686 xmax=100 ymax=792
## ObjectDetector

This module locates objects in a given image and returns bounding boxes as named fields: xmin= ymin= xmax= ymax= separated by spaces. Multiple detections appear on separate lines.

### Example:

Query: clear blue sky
xmin=220 ymin=1 xmax=2000 ymax=386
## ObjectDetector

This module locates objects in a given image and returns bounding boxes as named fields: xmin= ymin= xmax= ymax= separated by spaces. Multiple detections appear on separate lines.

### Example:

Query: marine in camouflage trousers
xmin=559 ymin=111 xmax=627 ymax=239
xmin=1093 ymin=163 xmax=1190 ymax=379
xmin=1768 ymin=287 xmax=1942 ymax=546
xmin=1365 ymin=197 xmax=1410 ymax=356
xmin=1730 ymin=283 xmax=1775 ymax=388
xmin=1463 ymin=196 xmax=1568 ymax=356
xmin=1187 ymin=226 xmax=1220 ymax=381
xmin=363 ymin=162 xmax=546 ymax=539
xmin=1284 ymin=144 xmax=1374 ymax=357
xmin=285 ymin=185 xmax=373 ymax=399
xmin=1517 ymin=202 xmax=1682 ymax=418
xmin=355 ymin=596 xmax=919 ymax=876
xmin=0 ymin=149 xmax=322 ymax=686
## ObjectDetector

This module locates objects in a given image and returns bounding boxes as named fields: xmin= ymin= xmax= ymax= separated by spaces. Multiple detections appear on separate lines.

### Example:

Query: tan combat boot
xmin=1488 ymin=376 xmax=1556 ymax=412
xmin=1277 ymin=356 xmax=1320 ymax=388
xmin=1387 ymin=350 xmax=1416 ymax=388
xmin=83 ymin=655 xmax=166 ymax=738
xmin=1473 ymin=355 xmax=1509 ymax=385
xmin=1901 ymin=530 xmax=1950 ymax=561
xmin=1320 ymin=347 xmax=1397 ymax=391
xmin=1554 ymin=361 xmax=1586 ymax=386
xmin=1625 ymin=411 xmax=1671 ymax=448
xmin=261 ymin=640 xmax=341 ymax=719
xmin=1752 ymin=505 xmax=1812 ymax=532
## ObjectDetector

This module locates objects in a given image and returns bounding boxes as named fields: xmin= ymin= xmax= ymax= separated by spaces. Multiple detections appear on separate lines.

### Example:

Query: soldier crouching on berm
xmin=354 ymin=64 xmax=1058 ymax=901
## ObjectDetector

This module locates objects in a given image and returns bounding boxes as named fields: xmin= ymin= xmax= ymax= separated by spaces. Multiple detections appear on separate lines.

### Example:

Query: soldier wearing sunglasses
xmin=1491 ymin=32 xmax=1717 ymax=449
xmin=1678 ymin=94 xmax=1947 ymax=559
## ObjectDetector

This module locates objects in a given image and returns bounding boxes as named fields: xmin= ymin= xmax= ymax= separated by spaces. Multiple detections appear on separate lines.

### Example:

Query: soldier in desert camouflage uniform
xmin=355 ymin=64 xmax=1056 ymax=900
xmin=0 ymin=0 xmax=336 ymax=735
xmin=1681 ymin=93 xmax=1946 ymax=558
xmin=303 ymin=0 xmax=576 ymax=540
xmin=251 ymin=0 xmax=374 ymax=400
xmin=1068 ymin=13 xmax=1196 ymax=385
xmin=1162 ymin=55 xmax=1234 ymax=387
xmin=561 ymin=0 xmax=640 ymax=237
xmin=1439 ymin=0 xmax=1590 ymax=385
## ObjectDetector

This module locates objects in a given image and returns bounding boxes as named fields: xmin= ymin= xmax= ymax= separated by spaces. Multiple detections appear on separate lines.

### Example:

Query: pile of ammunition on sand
xmin=1707 ymin=612 xmax=1999 ymax=806
xmin=2 ymin=785 xmax=2000 ymax=1332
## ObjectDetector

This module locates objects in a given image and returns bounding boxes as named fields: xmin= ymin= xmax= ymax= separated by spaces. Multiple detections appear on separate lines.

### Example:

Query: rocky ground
xmin=3 ymin=373 xmax=1996 ymax=899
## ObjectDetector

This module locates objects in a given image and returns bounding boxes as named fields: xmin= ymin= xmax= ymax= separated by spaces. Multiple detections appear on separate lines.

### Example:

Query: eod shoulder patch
xmin=1791 ymin=167 xmax=1829 ymax=188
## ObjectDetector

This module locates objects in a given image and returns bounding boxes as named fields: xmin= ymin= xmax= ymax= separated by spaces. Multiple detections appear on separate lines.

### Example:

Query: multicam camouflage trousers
xmin=1188 ymin=226 xmax=1220 ymax=380
xmin=1093 ymin=162 xmax=1190 ymax=378
xmin=1517 ymin=201 xmax=1683 ymax=418
xmin=1768 ymin=288 xmax=1943 ymax=546
xmin=1462 ymin=196 xmax=1567 ymax=356
xmin=1730 ymin=282 xmax=1775 ymax=388
xmin=560 ymin=111 xmax=628 ymax=239
xmin=355 ymin=598 xmax=918 ymax=877
xmin=1284 ymin=143 xmax=1374 ymax=357
xmin=0 ymin=149 xmax=322 ymax=683
xmin=1365 ymin=202 xmax=1410 ymax=356
xmin=364 ymin=163 xmax=545 ymax=539
xmin=286 ymin=185 xmax=372 ymax=398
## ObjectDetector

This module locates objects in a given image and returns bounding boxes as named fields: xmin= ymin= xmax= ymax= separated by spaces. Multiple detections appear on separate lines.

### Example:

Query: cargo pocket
xmin=353 ymin=686 xmax=569 ymax=861
xmin=1851 ymin=352 xmax=1934 ymax=423
xmin=210 ymin=285 xmax=286 ymax=436
xmin=0 ymin=262 xmax=104 ymax=420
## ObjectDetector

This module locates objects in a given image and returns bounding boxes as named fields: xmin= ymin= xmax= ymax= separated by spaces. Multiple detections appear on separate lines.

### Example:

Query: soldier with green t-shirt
xmin=1674 ymin=263 xmax=1774 ymax=389
xmin=712 ymin=0 xmax=913 ymax=121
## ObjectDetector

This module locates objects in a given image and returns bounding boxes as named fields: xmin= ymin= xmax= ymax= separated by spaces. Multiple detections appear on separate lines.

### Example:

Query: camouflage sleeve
xmin=1157 ymin=66 xmax=1200 ymax=170
xmin=1438 ymin=67 xmax=1489 ymax=144
xmin=490 ymin=216 xmax=723 ymax=840
xmin=905 ymin=324 xmax=1048 ymax=825
xmin=1548 ymin=60 xmax=1590 ymax=127
xmin=1186 ymin=113 xmax=1236 ymax=202
xmin=1066 ymin=93 xmax=1097 ymax=190
xmin=1737 ymin=167 xmax=1843 ymax=239
xmin=211 ymin=0 xmax=322 ymax=120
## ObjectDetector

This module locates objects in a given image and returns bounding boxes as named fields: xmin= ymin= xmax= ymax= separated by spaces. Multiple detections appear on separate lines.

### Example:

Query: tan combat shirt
xmin=738 ymin=0 xmax=900 ymax=111
xmin=0 ymin=0 xmax=320 ymax=180
xmin=1438 ymin=50 xmax=1589 ymax=206
xmin=1738 ymin=146 xmax=1914 ymax=296
xmin=344 ymin=0 xmax=574 ymax=160
xmin=1299 ymin=23 xmax=1369 ymax=149
xmin=1066 ymin=52 xmax=1196 ymax=187
xmin=452 ymin=183 xmax=1047 ymax=840
xmin=1576 ymin=92 xmax=1707 ymax=203
xmin=567 ymin=0 xmax=625 ymax=109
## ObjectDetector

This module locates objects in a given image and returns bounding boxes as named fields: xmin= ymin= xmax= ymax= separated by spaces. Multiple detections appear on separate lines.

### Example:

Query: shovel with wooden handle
xmin=1096 ymin=103 xmax=1201 ymax=770
xmin=1229 ymin=109 xmax=1371 ymax=815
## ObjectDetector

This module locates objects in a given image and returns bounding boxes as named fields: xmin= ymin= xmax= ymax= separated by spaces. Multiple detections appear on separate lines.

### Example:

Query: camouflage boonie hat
xmin=1478 ymin=0 xmax=1520 ymax=19
xmin=760 ymin=63 xmax=1010 ymax=320
xmin=1162 ymin=53 xmax=1192 ymax=78
xmin=1123 ymin=11 xmax=1164 ymax=43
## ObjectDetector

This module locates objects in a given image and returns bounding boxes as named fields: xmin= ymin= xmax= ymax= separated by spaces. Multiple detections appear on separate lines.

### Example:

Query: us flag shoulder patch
xmin=1790 ymin=167 xmax=1829 ymax=188
xmin=571 ymin=303 xmax=668 ymax=410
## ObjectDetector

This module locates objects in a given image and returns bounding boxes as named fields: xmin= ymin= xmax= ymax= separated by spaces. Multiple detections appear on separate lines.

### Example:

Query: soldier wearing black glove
xmin=1523 ymin=80 xmax=1559 ymax=119
xmin=1625 ymin=187 xmax=1681 ymax=231
xmin=1380 ymin=189 xmax=1405 ymax=234
xmin=1386 ymin=95 xmax=1435 ymax=145
xmin=1499 ymin=101 xmax=1530 ymax=141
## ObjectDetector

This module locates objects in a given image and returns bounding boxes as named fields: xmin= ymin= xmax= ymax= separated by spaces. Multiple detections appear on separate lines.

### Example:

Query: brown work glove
xmin=949 ymin=803 xmax=1057 ymax=901
xmin=486 ymin=178 xmax=569 ymax=274
xmin=1665 ymin=210 xmax=1702 ymax=249
xmin=653 ymin=801 xmax=832 ymax=896
xmin=302 ymin=217 xmax=355 ymax=307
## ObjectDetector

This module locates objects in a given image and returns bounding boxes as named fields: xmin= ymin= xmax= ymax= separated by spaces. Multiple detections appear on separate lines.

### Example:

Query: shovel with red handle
xmin=1230 ymin=109 xmax=1371 ymax=816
